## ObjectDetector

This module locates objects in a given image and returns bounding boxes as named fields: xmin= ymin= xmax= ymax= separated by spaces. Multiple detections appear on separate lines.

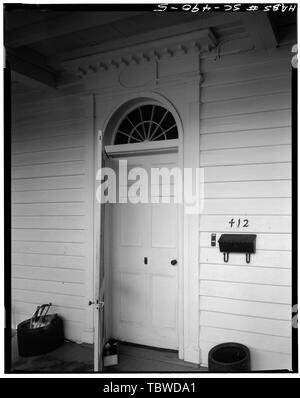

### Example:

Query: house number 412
xmin=229 ymin=218 xmax=249 ymax=228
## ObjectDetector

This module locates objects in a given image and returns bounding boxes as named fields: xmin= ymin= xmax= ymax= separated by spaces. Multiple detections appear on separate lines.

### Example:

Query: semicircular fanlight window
xmin=114 ymin=104 xmax=178 ymax=145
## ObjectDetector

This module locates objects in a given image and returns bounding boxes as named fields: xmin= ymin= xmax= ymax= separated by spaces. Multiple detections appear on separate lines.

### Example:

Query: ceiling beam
xmin=50 ymin=12 xmax=238 ymax=66
xmin=6 ymin=48 xmax=57 ymax=88
xmin=6 ymin=11 xmax=145 ymax=48
xmin=240 ymin=12 xmax=278 ymax=50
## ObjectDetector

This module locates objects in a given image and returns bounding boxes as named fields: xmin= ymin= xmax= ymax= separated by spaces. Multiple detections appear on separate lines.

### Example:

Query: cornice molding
xmin=62 ymin=28 xmax=218 ymax=78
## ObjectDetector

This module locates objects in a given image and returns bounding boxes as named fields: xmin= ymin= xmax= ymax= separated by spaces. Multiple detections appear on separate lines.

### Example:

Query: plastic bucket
xmin=17 ymin=314 xmax=64 ymax=357
xmin=208 ymin=342 xmax=250 ymax=372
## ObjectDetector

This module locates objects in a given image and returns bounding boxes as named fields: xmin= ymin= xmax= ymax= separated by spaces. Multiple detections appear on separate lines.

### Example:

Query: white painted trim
xmin=81 ymin=94 xmax=96 ymax=346
xmin=95 ymin=87 xmax=200 ymax=365
xmin=177 ymin=124 xmax=184 ymax=361
xmin=100 ymin=93 xmax=185 ymax=360
xmin=103 ymin=157 xmax=113 ymax=341
xmin=105 ymin=139 xmax=179 ymax=157
xmin=63 ymin=28 xmax=217 ymax=75
xmin=93 ymin=129 xmax=103 ymax=372
xmin=105 ymin=145 xmax=182 ymax=352
xmin=100 ymin=93 xmax=185 ymax=147
xmin=181 ymin=83 xmax=201 ymax=365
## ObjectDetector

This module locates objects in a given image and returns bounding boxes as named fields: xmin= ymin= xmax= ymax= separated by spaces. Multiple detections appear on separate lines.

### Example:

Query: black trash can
xmin=17 ymin=314 xmax=64 ymax=357
xmin=208 ymin=342 xmax=250 ymax=372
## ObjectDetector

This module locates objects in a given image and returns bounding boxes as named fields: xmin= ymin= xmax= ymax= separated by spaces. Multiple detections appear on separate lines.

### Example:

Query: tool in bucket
xmin=29 ymin=303 xmax=52 ymax=329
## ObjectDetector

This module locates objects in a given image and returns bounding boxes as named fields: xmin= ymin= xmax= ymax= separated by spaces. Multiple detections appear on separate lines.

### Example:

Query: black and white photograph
xmin=2 ymin=1 xmax=298 ymax=380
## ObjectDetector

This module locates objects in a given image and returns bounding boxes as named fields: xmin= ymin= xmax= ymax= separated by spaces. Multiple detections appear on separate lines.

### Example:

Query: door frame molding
xmin=101 ymin=92 xmax=184 ymax=358
xmin=94 ymin=88 xmax=200 ymax=364
xmin=107 ymin=148 xmax=181 ymax=350
xmin=78 ymin=30 xmax=208 ymax=368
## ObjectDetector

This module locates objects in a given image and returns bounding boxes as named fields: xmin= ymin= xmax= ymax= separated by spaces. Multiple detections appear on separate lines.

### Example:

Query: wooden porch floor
xmin=104 ymin=342 xmax=206 ymax=373
xmin=11 ymin=333 xmax=207 ymax=373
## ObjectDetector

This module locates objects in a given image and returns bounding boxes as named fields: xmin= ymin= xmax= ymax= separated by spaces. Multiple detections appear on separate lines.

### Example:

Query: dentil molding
xmin=62 ymin=28 xmax=218 ymax=78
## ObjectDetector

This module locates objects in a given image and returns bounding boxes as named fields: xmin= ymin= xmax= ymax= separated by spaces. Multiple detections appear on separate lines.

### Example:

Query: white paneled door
xmin=111 ymin=152 xmax=179 ymax=349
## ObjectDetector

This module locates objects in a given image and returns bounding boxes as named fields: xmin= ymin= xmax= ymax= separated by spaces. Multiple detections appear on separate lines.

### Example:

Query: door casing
xmin=94 ymin=87 xmax=201 ymax=364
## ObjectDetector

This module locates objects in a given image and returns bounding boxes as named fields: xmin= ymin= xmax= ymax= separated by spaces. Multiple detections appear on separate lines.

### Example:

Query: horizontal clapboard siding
xmin=12 ymin=121 xmax=87 ymax=143
xmin=13 ymin=106 xmax=85 ymax=128
xmin=12 ymin=176 xmax=86 ymax=192
xmin=12 ymin=229 xmax=85 ymax=242
xmin=200 ymin=311 xmax=291 ymax=337
xmin=200 ymin=296 xmax=291 ymax=320
xmin=201 ymin=93 xmax=291 ymax=119
xmin=12 ymin=216 xmax=85 ymax=229
xmin=200 ymin=247 xmax=291 ymax=268
xmin=12 ymin=161 xmax=85 ymax=179
xmin=200 ymin=264 xmax=291 ymax=286
xmin=12 ymin=189 xmax=86 ymax=203
xmin=12 ymin=133 xmax=85 ymax=154
xmin=200 ymin=327 xmax=291 ymax=355
xmin=200 ymin=280 xmax=291 ymax=305
xmin=13 ymin=253 xmax=84 ymax=269
xmin=12 ymin=265 xmax=84 ymax=283
xmin=11 ymin=93 xmax=93 ymax=343
xmin=201 ymin=58 xmax=290 ymax=87
xmin=202 ymin=76 xmax=291 ymax=102
xmin=12 ymin=203 xmax=86 ymax=216
xmin=12 ymin=277 xmax=84 ymax=297
xmin=200 ymin=109 xmax=290 ymax=133
xmin=203 ymin=163 xmax=291 ymax=182
xmin=199 ymin=45 xmax=292 ymax=370
xmin=204 ymin=180 xmax=291 ymax=198
xmin=12 ymin=147 xmax=85 ymax=167
xmin=200 ymin=146 xmax=291 ymax=166
xmin=202 ymin=198 xmax=291 ymax=215
xmin=12 ymin=241 xmax=85 ymax=256
xmin=201 ymin=127 xmax=291 ymax=150
xmin=12 ymin=289 xmax=85 ymax=310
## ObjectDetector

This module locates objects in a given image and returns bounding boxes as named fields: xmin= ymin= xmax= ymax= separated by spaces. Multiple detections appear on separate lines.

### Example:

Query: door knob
xmin=171 ymin=259 xmax=177 ymax=266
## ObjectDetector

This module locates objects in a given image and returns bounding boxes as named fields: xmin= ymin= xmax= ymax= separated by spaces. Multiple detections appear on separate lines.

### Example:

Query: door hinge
xmin=88 ymin=299 xmax=104 ymax=310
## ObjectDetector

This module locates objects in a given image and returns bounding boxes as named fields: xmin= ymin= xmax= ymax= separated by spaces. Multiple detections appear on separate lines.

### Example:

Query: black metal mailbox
xmin=218 ymin=234 xmax=257 ymax=263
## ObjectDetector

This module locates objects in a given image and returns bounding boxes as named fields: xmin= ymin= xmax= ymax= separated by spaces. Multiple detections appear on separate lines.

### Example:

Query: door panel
xmin=151 ymin=203 xmax=177 ymax=248
xmin=111 ymin=152 xmax=179 ymax=349
xmin=120 ymin=203 xmax=144 ymax=247
xmin=119 ymin=272 xmax=147 ymax=324
xmin=151 ymin=274 xmax=177 ymax=329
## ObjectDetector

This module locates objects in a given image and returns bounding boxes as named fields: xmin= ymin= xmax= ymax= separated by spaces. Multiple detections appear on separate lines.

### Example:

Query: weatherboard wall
xmin=198 ymin=45 xmax=292 ymax=370
xmin=11 ymin=93 xmax=95 ymax=343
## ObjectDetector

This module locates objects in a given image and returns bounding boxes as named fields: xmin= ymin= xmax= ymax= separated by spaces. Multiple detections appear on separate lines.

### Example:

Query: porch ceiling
xmin=4 ymin=6 xmax=297 ymax=94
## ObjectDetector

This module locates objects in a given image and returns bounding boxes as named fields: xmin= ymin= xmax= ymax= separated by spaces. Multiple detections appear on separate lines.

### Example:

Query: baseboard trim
xmin=184 ymin=346 xmax=201 ymax=364
xmin=82 ymin=327 xmax=94 ymax=344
